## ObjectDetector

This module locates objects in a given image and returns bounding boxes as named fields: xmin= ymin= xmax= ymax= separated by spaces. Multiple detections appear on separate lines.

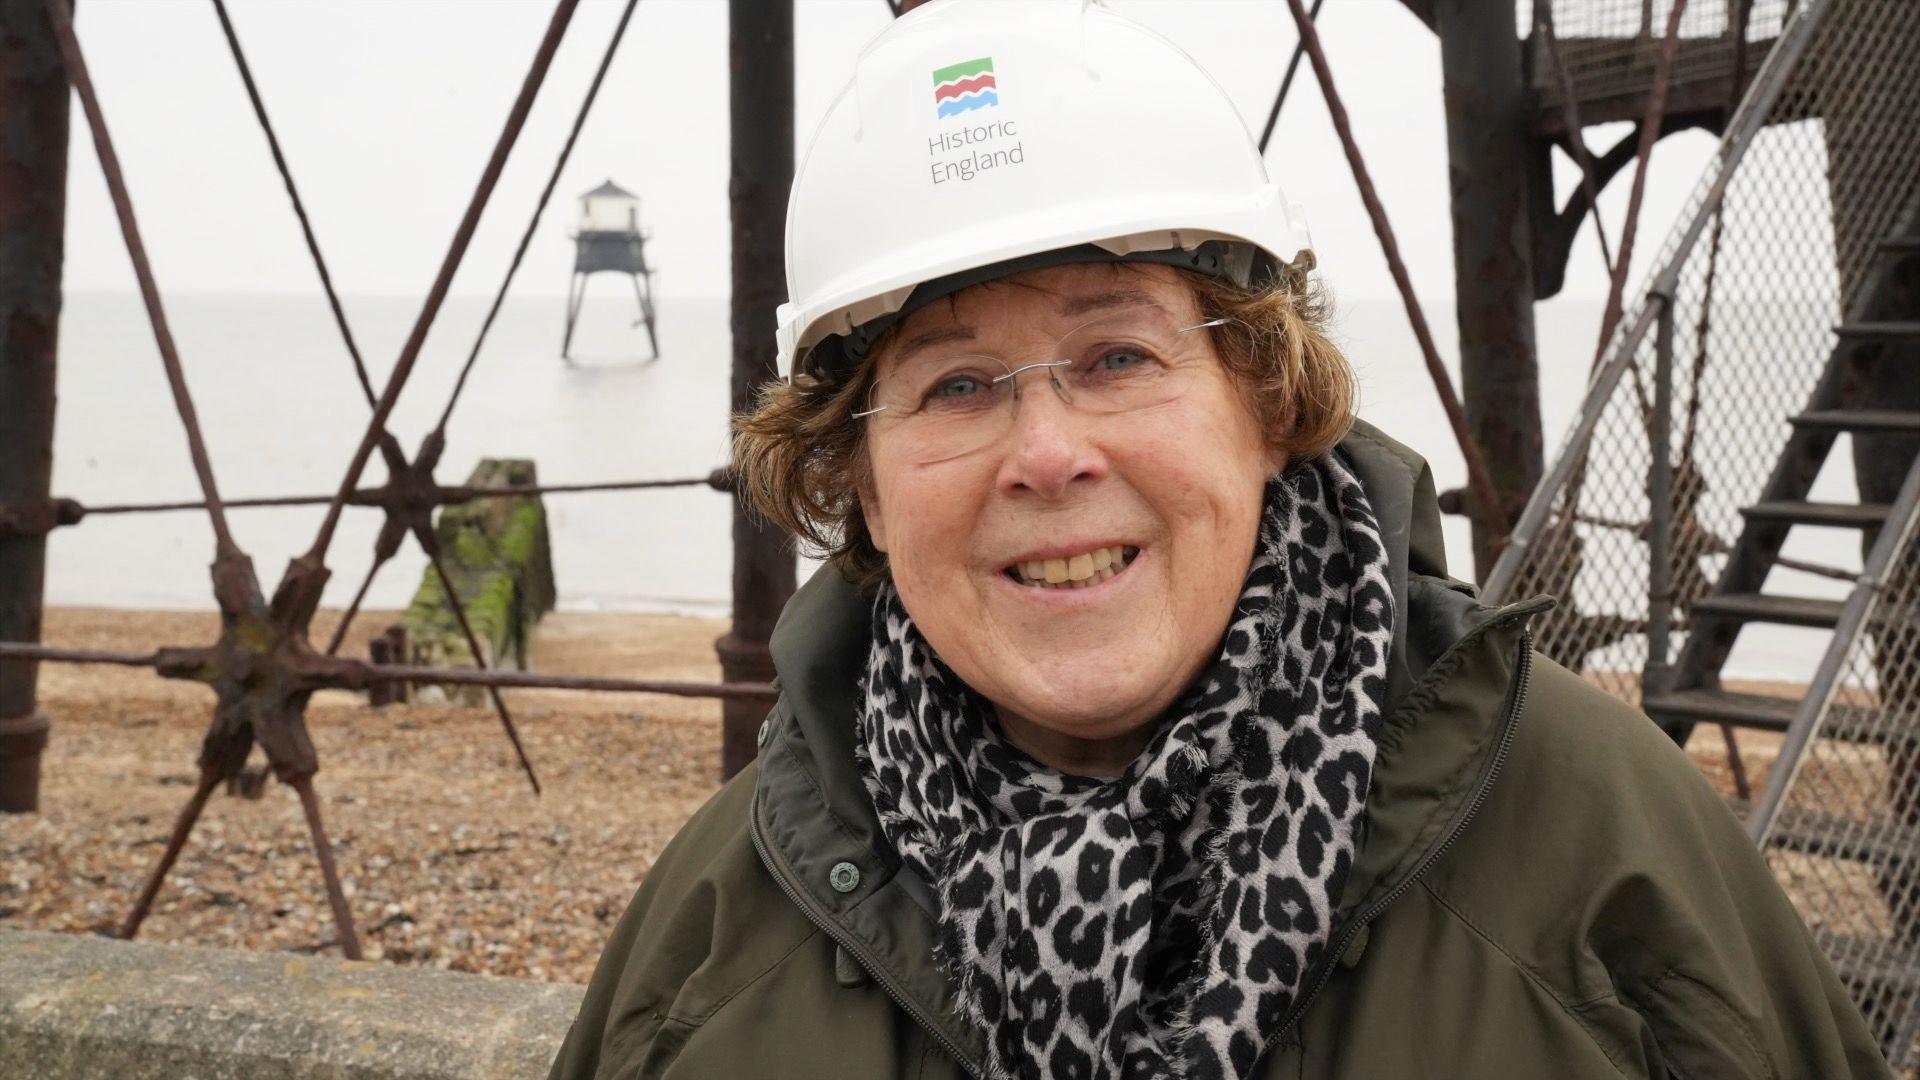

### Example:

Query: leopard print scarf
xmin=855 ymin=454 xmax=1395 ymax=1080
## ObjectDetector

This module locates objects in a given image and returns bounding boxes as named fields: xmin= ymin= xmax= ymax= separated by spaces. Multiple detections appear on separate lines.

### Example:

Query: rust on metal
xmin=6 ymin=472 xmax=725 ymax=530
xmin=1590 ymin=0 xmax=1693 ymax=369
xmin=1429 ymin=0 xmax=1542 ymax=575
xmin=42 ymin=0 xmax=241 ymax=557
xmin=0 ymin=497 xmax=81 ymax=540
xmin=718 ymin=0 xmax=797 ymax=780
xmin=1282 ymin=0 xmax=1512 ymax=549
xmin=1254 ymin=0 xmax=1323 ymax=155
xmin=296 ymin=0 xmax=580 ymax=568
xmin=0 ymin=640 xmax=782 ymax=701
xmin=434 ymin=0 xmax=643 ymax=434
xmin=26 ymin=0 xmax=587 ymax=949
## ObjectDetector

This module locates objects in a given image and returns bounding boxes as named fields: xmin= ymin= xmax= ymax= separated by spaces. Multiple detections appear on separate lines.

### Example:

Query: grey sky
xmin=60 ymin=0 xmax=1715 ymax=312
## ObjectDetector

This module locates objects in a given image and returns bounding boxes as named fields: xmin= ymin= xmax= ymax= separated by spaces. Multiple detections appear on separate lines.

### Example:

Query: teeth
xmin=1011 ymin=545 xmax=1135 ymax=586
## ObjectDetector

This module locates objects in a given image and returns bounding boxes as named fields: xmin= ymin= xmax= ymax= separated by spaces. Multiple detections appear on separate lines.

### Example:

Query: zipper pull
xmin=1337 ymin=922 xmax=1371 ymax=970
xmin=835 ymin=943 xmax=872 ymax=989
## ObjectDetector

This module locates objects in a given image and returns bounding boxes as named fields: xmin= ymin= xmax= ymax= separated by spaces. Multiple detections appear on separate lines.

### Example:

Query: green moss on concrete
xmin=398 ymin=460 xmax=557 ymax=704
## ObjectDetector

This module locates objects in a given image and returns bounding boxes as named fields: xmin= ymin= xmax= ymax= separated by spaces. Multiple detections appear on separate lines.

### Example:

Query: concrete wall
xmin=0 ymin=929 xmax=582 ymax=1079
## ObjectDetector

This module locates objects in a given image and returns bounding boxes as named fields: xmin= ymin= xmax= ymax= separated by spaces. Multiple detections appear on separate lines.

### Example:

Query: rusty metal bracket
xmin=0 ymin=497 xmax=82 ymax=539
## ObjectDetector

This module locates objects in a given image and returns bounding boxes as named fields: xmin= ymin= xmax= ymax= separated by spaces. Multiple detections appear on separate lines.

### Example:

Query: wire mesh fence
xmin=1527 ymin=0 xmax=1790 ymax=117
xmin=1760 ymin=495 xmax=1920 ymax=1068
xmin=1489 ymin=0 xmax=1920 ymax=1066
xmin=1489 ymin=0 xmax=1920 ymax=694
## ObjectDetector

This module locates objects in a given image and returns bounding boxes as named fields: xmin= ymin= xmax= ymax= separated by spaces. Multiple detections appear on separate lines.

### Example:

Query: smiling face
xmin=857 ymin=263 xmax=1282 ymax=775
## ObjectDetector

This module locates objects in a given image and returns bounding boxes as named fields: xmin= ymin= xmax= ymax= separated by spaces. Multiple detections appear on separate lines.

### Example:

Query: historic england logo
xmin=932 ymin=57 xmax=998 ymax=118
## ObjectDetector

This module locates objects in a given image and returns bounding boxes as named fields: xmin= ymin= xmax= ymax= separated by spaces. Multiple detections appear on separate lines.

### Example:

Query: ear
xmin=857 ymin=476 xmax=889 ymax=553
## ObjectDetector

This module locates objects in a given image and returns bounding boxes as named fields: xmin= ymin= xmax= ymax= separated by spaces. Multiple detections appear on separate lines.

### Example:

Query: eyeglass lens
xmin=857 ymin=310 xmax=1230 ymax=463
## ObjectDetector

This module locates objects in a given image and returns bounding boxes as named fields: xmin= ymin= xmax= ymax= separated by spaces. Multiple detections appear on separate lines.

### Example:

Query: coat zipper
xmin=748 ymin=803 xmax=987 ymax=1078
xmin=1263 ymin=626 xmax=1536 ymax=1057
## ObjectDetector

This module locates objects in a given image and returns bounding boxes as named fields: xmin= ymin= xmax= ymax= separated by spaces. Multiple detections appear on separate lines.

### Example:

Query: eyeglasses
xmin=853 ymin=309 xmax=1237 ymax=464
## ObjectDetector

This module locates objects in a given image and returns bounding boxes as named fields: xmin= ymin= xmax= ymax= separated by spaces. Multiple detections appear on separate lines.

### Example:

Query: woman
xmin=551 ymin=3 xmax=1888 ymax=1077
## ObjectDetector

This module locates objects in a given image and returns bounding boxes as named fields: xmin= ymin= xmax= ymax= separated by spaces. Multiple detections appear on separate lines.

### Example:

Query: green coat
xmin=550 ymin=422 xmax=1891 ymax=1079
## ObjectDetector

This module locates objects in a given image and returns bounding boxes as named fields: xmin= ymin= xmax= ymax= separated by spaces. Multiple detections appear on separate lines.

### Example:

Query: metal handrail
xmin=1482 ymin=0 xmax=1831 ymax=603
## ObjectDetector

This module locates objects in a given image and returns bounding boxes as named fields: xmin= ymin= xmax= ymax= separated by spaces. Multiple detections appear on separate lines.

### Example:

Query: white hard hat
xmin=776 ymin=0 xmax=1313 ymax=384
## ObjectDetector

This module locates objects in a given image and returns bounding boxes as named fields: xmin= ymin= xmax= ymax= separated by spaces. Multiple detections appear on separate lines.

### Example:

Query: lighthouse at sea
xmin=563 ymin=179 xmax=660 ymax=361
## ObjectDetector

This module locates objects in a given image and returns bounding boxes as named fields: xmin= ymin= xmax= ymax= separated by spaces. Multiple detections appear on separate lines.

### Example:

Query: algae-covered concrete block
xmin=402 ymin=459 xmax=557 ymax=705
xmin=0 ymin=928 xmax=582 ymax=1078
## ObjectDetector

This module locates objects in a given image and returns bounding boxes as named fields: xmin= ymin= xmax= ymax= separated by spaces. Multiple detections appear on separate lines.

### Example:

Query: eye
xmin=915 ymin=372 xmax=995 ymax=411
xmin=1086 ymin=345 xmax=1162 ymax=378
xmin=1096 ymin=347 xmax=1151 ymax=372
xmin=929 ymin=374 xmax=987 ymax=399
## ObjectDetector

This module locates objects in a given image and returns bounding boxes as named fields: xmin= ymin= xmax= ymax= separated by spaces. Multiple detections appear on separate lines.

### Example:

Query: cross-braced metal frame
xmin=0 ymin=0 xmax=774 ymax=958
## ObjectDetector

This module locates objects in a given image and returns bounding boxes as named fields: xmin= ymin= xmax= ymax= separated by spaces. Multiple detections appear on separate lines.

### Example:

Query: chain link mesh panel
xmin=1491 ymin=0 xmax=1920 ymax=690
xmin=1529 ymin=0 xmax=1792 ymax=120
xmin=1490 ymin=0 xmax=1920 ymax=1067
xmin=1761 ymin=501 xmax=1920 ymax=1068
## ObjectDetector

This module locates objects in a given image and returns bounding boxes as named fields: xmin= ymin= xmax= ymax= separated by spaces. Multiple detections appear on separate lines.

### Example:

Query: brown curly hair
xmin=732 ymin=262 xmax=1355 ymax=590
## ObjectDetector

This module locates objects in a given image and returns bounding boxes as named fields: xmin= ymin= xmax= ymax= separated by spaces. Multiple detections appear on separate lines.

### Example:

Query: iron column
xmin=717 ymin=0 xmax=795 ymax=780
xmin=1432 ymin=0 xmax=1544 ymax=578
xmin=0 ymin=0 xmax=68 ymax=813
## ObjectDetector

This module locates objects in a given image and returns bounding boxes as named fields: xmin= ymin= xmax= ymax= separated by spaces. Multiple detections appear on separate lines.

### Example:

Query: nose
xmin=993 ymin=373 xmax=1106 ymax=499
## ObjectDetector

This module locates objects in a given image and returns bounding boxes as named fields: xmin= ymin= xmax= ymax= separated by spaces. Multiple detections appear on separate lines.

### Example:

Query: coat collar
xmin=750 ymin=423 xmax=1545 ymax=1072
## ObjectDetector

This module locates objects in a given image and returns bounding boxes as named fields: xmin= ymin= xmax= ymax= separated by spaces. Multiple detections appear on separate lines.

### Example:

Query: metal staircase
xmin=1481 ymin=0 xmax=1920 ymax=1064
xmin=1642 ymin=214 xmax=1920 ymax=744
xmin=1745 ymin=421 xmax=1920 ymax=1065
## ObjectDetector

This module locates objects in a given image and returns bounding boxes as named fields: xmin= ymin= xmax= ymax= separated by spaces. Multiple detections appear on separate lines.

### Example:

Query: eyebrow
xmin=1055 ymin=287 xmax=1166 ymax=319
xmin=889 ymin=286 xmax=1172 ymax=365
xmin=893 ymin=323 xmax=976 ymax=364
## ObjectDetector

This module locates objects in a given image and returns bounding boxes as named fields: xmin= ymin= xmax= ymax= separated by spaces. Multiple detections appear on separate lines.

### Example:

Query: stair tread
xmin=1692 ymin=592 xmax=1844 ymax=627
xmin=1649 ymin=689 xmax=1901 ymax=748
xmin=1743 ymin=500 xmax=1893 ymax=528
xmin=1813 ymin=931 xmax=1920 ymax=995
xmin=1836 ymin=320 xmax=1920 ymax=338
xmin=1792 ymin=410 xmax=1920 ymax=433
xmin=1645 ymin=688 xmax=1797 ymax=729
xmin=1773 ymin=807 xmax=1917 ymax=866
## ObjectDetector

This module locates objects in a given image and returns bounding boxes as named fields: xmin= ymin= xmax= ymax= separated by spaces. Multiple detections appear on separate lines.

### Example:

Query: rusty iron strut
xmin=310 ymin=0 xmax=645 ymax=747
xmin=1256 ymin=0 xmax=1324 ymax=155
xmin=0 ymin=473 xmax=731 ymax=539
xmin=0 ymin=642 xmax=779 ymax=701
xmin=211 ymin=0 xmax=640 ymax=791
xmin=1591 ymin=0 xmax=1693 ymax=369
xmin=291 ymin=1 xmax=581 ymax=578
xmin=1280 ymin=0 xmax=1511 ymax=544
xmin=37 ymin=0 xmax=586 ymax=957
xmin=40 ymin=0 xmax=240 ymax=560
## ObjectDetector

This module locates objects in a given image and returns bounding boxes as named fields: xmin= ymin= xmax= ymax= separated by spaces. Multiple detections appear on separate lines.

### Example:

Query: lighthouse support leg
xmin=561 ymin=270 xmax=587 ymax=360
xmin=630 ymin=271 xmax=659 ymax=359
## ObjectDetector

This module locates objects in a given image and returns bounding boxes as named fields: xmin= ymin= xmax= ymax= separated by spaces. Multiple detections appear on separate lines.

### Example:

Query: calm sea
xmin=48 ymin=289 xmax=1848 ymax=681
